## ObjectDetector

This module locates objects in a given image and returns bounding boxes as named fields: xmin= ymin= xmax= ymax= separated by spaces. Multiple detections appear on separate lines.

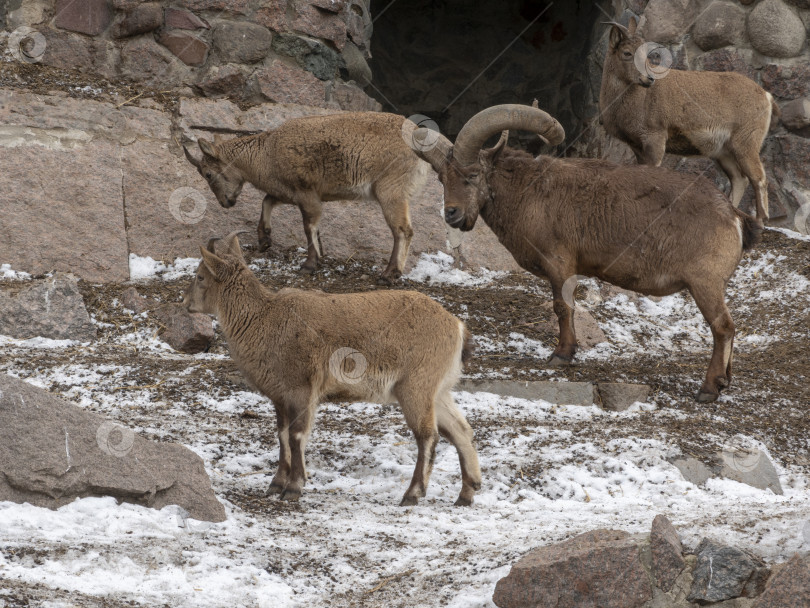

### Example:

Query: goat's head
xmin=604 ymin=17 xmax=661 ymax=88
xmin=409 ymin=105 xmax=565 ymax=231
xmin=184 ymin=232 xmax=246 ymax=315
xmin=183 ymin=137 xmax=244 ymax=209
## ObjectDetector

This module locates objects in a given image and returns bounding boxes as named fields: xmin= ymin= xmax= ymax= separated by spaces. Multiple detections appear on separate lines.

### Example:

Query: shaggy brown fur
xmin=600 ymin=18 xmax=775 ymax=220
xmin=183 ymin=233 xmax=481 ymax=506
xmin=418 ymin=104 xmax=760 ymax=403
xmin=183 ymin=112 xmax=428 ymax=283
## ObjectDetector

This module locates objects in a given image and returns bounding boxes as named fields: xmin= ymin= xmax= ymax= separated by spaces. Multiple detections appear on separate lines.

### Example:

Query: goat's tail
xmin=461 ymin=324 xmax=475 ymax=366
xmin=735 ymin=208 xmax=763 ymax=251
xmin=767 ymin=92 xmax=781 ymax=131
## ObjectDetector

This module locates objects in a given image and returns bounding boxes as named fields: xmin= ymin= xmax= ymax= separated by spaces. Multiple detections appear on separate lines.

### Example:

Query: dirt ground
xmin=1 ymin=229 xmax=808 ymax=607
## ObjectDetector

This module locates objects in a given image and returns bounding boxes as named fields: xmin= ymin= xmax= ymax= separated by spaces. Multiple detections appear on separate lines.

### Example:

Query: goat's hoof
xmin=258 ymin=239 xmax=271 ymax=253
xmin=696 ymin=390 xmax=719 ymax=403
xmin=266 ymin=483 xmax=285 ymax=495
xmin=280 ymin=488 xmax=301 ymax=501
xmin=453 ymin=496 xmax=473 ymax=507
xmin=716 ymin=375 xmax=730 ymax=390
xmin=399 ymin=495 xmax=418 ymax=507
xmin=376 ymin=275 xmax=395 ymax=286
xmin=547 ymin=354 xmax=573 ymax=367
xmin=299 ymin=264 xmax=316 ymax=275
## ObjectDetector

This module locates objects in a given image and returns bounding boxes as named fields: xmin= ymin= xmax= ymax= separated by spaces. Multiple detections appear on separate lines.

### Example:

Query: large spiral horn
xmin=401 ymin=117 xmax=454 ymax=172
xmin=452 ymin=104 xmax=565 ymax=166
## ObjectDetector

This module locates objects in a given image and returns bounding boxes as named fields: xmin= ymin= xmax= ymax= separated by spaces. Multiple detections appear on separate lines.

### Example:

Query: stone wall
xmin=2 ymin=0 xmax=380 ymax=111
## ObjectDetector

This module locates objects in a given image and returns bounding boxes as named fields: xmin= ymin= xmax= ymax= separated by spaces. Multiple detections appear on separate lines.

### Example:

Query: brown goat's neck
xmin=214 ymin=267 xmax=272 ymax=344
xmin=217 ymin=135 xmax=267 ymax=184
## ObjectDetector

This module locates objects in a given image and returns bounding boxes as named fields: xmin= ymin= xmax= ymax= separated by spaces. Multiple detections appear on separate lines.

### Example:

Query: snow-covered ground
xmin=1 ymin=231 xmax=809 ymax=607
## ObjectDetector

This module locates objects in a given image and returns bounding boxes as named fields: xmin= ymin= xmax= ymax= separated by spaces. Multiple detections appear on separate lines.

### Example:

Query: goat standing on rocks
xmin=600 ymin=18 xmax=777 ymax=221
xmin=409 ymin=104 xmax=761 ymax=402
xmin=183 ymin=112 xmax=428 ymax=283
xmin=184 ymin=232 xmax=481 ymax=506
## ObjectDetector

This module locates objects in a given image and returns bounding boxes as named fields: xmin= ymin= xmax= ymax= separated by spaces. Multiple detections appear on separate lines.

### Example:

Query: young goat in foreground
xmin=184 ymin=233 xmax=481 ymax=506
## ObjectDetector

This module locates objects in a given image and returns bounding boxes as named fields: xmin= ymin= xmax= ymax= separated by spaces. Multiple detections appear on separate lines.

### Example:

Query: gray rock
xmin=0 ymin=273 xmax=95 ymax=341
xmin=719 ymin=445 xmax=783 ymax=495
xmin=0 ymin=375 xmax=225 ymax=522
xmin=537 ymin=302 xmax=607 ymax=350
xmin=271 ymin=33 xmax=341 ymax=81
xmin=153 ymin=304 xmax=214 ymax=354
xmin=111 ymin=2 xmax=163 ymax=38
xmin=747 ymin=0 xmax=806 ymax=58
xmin=457 ymin=379 xmax=594 ymax=406
xmin=780 ymin=98 xmax=810 ymax=131
xmin=641 ymin=0 xmax=699 ymax=44
xmin=597 ymin=382 xmax=650 ymax=411
xmin=651 ymin=514 xmax=686 ymax=592
xmin=212 ymin=21 xmax=273 ymax=64
xmin=493 ymin=529 xmax=653 ymax=608
xmin=341 ymin=40 xmax=372 ymax=85
xmin=121 ymin=287 xmax=156 ymax=314
xmin=157 ymin=30 xmax=210 ymax=67
xmin=692 ymin=0 xmax=747 ymax=51
xmin=54 ymin=0 xmax=112 ymax=35
xmin=688 ymin=539 xmax=770 ymax=603
xmin=672 ymin=457 xmax=713 ymax=485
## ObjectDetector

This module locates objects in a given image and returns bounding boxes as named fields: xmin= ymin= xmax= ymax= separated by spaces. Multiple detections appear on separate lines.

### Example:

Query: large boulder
xmin=641 ymin=0 xmax=699 ymax=44
xmin=687 ymin=539 xmax=770 ymax=603
xmin=754 ymin=554 xmax=810 ymax=607
xmin=691 ymin=1 xmax=747 ymax=51
xmin=747 ymin=0 xmax=806 ymax=58
xmin=650 ymin=514 xmax=686 ymax=592
xmin=211 ymin=21 xmax=274 ymax=64
xmin=493 ymin=529 xmax=653 ymax=608
xmin=0 ymin=375 xmax=226 ymax=522
xmin=0 ymin=273 xmax=96 ymax=341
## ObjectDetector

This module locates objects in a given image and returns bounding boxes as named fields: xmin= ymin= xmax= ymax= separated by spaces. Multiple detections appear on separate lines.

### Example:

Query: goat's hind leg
xmin=436 ymin=390 xmax=481 ymax=506
xmin=689 ymin=283 xmax=735 ymax=403
xmin=296 ymin=195 xmax=324 ymax=273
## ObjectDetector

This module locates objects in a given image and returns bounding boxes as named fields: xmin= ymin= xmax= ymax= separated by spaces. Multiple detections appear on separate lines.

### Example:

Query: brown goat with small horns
xmin=600 ymin=17 xmax=776 ymax=221
xmin=183 ymin=112 xmax=428 ymax=283
xmin=184 ymin=232 xmax=481 ymax=506
xmin=408 ymin=104 xmax=761 ymax=402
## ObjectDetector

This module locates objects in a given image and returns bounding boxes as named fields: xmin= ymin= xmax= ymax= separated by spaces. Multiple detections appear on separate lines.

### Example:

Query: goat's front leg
xmin=257 ymin=195 xmax=281 ymax=252
xmin=639 ymin=133 xmax=666 ymax=167
xmin=548 ymin=275 xmax=578 ymax=366
xmin=280 ymin=389 xmax=316 ymax=501
xmin=297 ymin=195 xmax=324 ymax=274
xmin=376 ymin=191 xmax=414 ymax=284
xmin=267 ymin=401 xmax=291 ymax=495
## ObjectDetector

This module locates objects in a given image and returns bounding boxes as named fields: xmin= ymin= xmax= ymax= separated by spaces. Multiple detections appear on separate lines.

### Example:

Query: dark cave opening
xmin=369 ymin=0 xmax=608 ymax=146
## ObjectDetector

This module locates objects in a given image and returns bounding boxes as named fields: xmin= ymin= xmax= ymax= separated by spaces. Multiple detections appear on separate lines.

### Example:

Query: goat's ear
xmin=483 ymin=130 xmax=508 ymax=165
xmin=609 ymin=24 xmax=625 ymax=49
xmin=199 ymin=246 xmax=228 ymax=281
xmin=222 ymin=231 xmax=246 ymax=263
xmin=627 ymin=16 xmax=638 ymax=35
xmin=198 ymin=138 xmax=219 ymax=159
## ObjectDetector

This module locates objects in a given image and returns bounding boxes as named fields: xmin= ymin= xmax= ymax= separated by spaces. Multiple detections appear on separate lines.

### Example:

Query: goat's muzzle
xmin=444 ymin=206 xmax=465 ymax=228
xmin=640 ymin=75 xmax=655 ymax=88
